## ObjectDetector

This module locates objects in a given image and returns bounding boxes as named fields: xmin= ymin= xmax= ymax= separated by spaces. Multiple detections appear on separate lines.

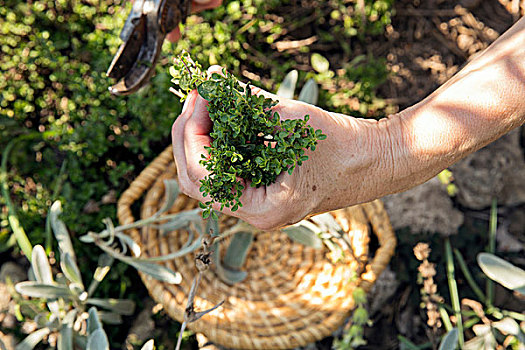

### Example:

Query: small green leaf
xmin=311 ymin=53 xmax=330 ymax=73
xmin=282 ymin=223 xmax=323 ymax=249
xmin=15 ymin=327 xmax=51 ymax=350
xmin=477 ymin=253 xmax=525 ymax=294
xmin=86 ymin=329 xmax=109 ymax=350
xmin=15 ymin=281 xmax=73 ymax=299
xmin=438 ymin=328 xmax=458 ymax=350
xmin=197 ymin=80 xmax=218 ymax=100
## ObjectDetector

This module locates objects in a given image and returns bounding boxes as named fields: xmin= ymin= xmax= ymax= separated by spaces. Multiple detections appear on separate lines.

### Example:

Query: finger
xmin=184 ymin=95 xmax=213 ymax=183
xmin=172 ymin=90 xmax=203 ymax=198
xmin=192 ymin=0 xmax=222 ymax=13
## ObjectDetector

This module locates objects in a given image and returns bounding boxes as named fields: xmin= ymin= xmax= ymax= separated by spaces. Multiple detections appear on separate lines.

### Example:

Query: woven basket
xmin=117 ymin=146 xmax=396 ymax=349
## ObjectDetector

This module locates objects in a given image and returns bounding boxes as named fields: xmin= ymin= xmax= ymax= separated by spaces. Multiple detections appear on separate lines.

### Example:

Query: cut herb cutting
xmin=170 ymin=52 xmax=326 ymax=219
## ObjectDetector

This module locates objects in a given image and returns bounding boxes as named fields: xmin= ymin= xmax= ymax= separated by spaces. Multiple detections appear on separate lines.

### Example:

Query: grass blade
xmin=445 ymin=238 xmax=464 ymax=347
xmin=453 ymin=249 xmax=486 ymax=304
xmin=486 ymin=198 xmax=497 ymax=306
xmin=439 ymin=306 xmax=453 ymax=332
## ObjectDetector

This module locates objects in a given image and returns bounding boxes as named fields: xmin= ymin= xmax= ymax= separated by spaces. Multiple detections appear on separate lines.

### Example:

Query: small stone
xmin=384 ymin=177 xmax=464 ymax=235
xmin=0 ymin=331 xmax=16 ymax=350
xmin=83 ymin=199 xmax=100 ymax=214
xmin=0 ymin=262 xmax=27 ymax=284
xmin=452 ymin=129 xmax=525 ymax=209
xmin=457 ymin=34 xmax=474 ymax=50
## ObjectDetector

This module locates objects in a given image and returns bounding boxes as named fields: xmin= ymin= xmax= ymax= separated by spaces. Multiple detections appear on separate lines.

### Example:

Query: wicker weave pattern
xmin=117 ymin=147 xmax=396 ymax=349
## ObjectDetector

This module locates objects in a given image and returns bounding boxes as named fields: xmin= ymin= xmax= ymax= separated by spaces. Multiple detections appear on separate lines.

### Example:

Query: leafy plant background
xmin=1 ymin=0 xmax=524 ymax=349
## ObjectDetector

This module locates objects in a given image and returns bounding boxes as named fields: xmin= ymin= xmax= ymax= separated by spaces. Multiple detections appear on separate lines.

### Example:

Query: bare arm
xmin=172 ymin=17 xmax=525 ymax=230
xmin=380 ymin=16 xmax=525 ymax=196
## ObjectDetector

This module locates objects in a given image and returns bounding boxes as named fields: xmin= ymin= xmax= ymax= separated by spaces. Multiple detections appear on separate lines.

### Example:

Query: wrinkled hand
xmin=172 ymin=66 xmax=393 ymax=230
xmin=166 ymin=0 xmax=222 ymax=42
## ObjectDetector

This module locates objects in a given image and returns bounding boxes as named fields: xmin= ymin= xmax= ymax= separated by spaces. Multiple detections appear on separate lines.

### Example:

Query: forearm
xmin=381 ymin=16 xmax=525 ymax=194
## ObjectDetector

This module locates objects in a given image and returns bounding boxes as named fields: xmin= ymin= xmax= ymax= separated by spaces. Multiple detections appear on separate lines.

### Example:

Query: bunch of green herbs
xmin=170 ymin=53 xmax=326 ymax=218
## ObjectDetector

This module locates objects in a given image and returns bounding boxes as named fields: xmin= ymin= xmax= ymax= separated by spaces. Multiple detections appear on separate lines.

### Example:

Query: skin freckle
xmin=312 ymin=185 xmax=317 ymax=191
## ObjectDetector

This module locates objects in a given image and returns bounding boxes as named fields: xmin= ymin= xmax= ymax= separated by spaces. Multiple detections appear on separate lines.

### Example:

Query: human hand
xmin=172 ymin=66 xmax=394 ymax=230
xmin=165 ymin=0 xmax=222 ymax=42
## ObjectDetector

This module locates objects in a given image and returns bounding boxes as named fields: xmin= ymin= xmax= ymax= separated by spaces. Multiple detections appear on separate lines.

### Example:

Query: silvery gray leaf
xmin=79 ymin=234 xmax=95 ymax=243
xmin=15 ymin=327 xmax=51 ymax=350
xmin=213 ymin=242 xmax=247 ymax=284
xmin=15 ymin=281 xmax=73 ymax=299
xmin=31 ymin=245 xmax=53 ymax=284
xmin=57 ymin=310 xmax=76 ymax=350
xmin=298 ymin=78 xmax=319 ymax=105
xmin=123 ymin=258 xmax=182 ymax=284
xmin=156 ymin=209 xmax=202 ymax=234
xmin=86 ymin=298 xmax=136 ymax=316
xmin=97 ymin=311 xmax=123 ymax=325
xmin=30 ymin=247 xmax=62 ymax=317
xmin=223 ymin=232 xmax=253 ymax=270
xmin=478 ymin=253 xmax=525 ymax=294
xmin=156 ymin=180 xmax=180 ymax=215
xmin=115 ymin=232 xmax=141 ymax=257
xmin=282 ymin=223 xmax=323 ymax=249
xmin=438 ymin=328 xmax=458 ymax=350
xmin=310 ymin=213 xmax=342 ymax=234
xmin=97 ymin=244 xmax=182 ymax=284
xmin=492 ymin=317 xmax=525 ymax=343
xmin=140 ymin=238 xmax=202 ymax=262
xmin=276 ymin=70 xmax=298 ymax=99
xmin=205 ymin=215 xmax=220 ymax=236
xmin=86 ymin=328 xmax=109 ymax=350
xmin=60 ymin=252 xmax=83 ymax=289
xmin=87 ymin=307 xmax=103 ymax=334
xmin=141 ymin=339 xmax=155 ymax=350
xmin=50 ymin=201 xmax=77 ymax=263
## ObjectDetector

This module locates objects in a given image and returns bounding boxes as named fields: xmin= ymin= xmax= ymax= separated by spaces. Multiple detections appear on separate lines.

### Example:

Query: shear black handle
xmin=107 ymin=0 xmax=191 ymax=95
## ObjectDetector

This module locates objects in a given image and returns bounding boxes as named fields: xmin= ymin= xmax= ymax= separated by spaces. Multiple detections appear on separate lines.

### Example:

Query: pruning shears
xmin=106 ymin=0 xmax=191 ymax=95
